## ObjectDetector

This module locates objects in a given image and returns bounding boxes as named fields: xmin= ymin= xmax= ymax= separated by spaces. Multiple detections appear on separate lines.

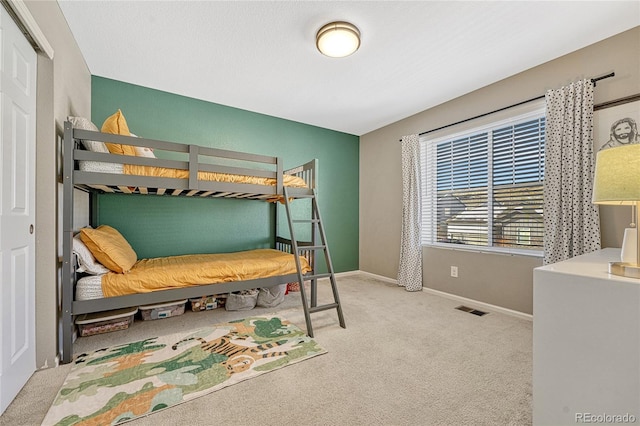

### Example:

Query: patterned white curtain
xmin=543 ymin=79 xmax=601 ymax=264
xmin=398 ymin=134 xmax=422 ymax=291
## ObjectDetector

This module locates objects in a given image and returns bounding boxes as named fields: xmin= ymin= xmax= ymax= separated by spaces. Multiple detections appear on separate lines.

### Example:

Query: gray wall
xmin=360 ymin=27 xmax=640 ymax=315
xmin=24 ymin=1 xmax=91 ymax=367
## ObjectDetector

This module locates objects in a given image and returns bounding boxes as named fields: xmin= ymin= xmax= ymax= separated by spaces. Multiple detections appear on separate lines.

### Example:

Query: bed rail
xmin=285 ymin=159 xmax=317 ymax=191
xmin=276 ymin=236 xmax=316 ymax=271
xmin=72 ymin=274 xmax=302 ymax=315
xmin=65 ymin=122 xmax=315 ymax=199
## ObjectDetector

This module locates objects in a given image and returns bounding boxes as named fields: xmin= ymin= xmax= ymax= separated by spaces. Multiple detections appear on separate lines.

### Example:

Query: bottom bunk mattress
xmin=76 ymin=248 xmax=311 ymax=300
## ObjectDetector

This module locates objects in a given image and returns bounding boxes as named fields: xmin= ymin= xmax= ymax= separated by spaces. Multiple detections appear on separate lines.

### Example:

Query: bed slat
xmin=90 ymin=184 xmax=115 ymax=193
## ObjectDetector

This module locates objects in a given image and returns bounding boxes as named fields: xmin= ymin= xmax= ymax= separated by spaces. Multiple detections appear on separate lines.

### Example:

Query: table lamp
xmin=592 ymin=143 xmax=640 ymax=278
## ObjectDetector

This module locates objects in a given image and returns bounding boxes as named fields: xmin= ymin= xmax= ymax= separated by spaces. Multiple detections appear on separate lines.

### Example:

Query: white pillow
xmin=134 ymin=146 xmax=156 ymax=158
xmin=128 ymin=133 xmax=157 ymax=159
xmin=79 ymin=160 xmax=124 ymax=174
xmin=72 ymin=235 xmax=110 ymax=275
xmin=67 ymin=116 xmax=109 ymax=153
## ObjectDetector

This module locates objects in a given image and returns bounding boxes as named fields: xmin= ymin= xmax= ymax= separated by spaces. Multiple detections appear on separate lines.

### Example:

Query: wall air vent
xmin=455 ymin=305 xmax=488 ymax=316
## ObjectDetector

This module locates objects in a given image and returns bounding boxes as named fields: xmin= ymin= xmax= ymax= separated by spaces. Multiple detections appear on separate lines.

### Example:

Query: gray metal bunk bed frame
xmin=61 ymin=121 xmax=345 ymax=364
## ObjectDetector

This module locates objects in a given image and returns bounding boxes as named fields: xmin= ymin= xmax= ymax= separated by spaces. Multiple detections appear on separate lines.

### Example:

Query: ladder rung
xmin=297 ymin=245 xmax=325 ymax=251
xmin=292 ymin=219 xmax=320 ymax=223
xmin=309 ymin=303 xmax=339 ymax=314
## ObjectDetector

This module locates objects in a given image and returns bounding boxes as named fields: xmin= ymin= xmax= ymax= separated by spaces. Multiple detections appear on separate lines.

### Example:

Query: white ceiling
xmin=58 ymin=1 xmax=640 ymax=136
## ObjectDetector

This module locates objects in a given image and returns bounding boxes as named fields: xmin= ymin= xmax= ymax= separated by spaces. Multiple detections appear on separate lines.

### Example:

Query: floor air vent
xmin=455 ymin=305 xmax=488 ymax=316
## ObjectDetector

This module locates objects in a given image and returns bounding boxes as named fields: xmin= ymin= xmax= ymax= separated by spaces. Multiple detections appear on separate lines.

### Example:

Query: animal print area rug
xmin=42 ymin=315 xmax=326 ymax=426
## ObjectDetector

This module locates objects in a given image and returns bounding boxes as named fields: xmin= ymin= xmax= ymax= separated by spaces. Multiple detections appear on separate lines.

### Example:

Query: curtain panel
xmin=398 ymin=134 xmax=423 ymax=291
xmin=543 ymin=79 xmax=601 ymax=264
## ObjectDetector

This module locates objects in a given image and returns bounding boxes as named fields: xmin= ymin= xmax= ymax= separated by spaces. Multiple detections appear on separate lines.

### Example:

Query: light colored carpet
xmin=1 ymin=274 xmax=532 ymax=426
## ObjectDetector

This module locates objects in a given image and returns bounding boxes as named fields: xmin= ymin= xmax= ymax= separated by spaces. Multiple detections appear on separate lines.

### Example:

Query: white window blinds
xmin=421 ymin=110 xmax=546 ymax=256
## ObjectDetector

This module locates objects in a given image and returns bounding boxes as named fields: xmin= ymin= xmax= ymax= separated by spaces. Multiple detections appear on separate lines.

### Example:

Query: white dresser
xmin=533 ymin=248 xmax=640 ymax=425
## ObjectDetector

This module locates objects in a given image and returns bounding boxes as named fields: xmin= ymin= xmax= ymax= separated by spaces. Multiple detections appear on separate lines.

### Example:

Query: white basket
xmin=139 ymin=299 xmax=187 ymax=320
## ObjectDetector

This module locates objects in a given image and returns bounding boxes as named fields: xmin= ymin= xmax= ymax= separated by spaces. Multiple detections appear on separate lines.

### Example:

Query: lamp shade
xmin=316 ymin=21 xmax=360 ymax=58
xmin=592 ymin=143 xmax=640 ymax=205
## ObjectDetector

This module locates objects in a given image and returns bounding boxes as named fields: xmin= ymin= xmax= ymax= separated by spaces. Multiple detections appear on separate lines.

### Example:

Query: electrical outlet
xmin=450 ymin=266 xmax=458 ymax=278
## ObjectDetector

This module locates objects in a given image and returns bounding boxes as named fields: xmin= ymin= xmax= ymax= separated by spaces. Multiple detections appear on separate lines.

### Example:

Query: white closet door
xmin=0 ymin=5 xmax=37 ymax=415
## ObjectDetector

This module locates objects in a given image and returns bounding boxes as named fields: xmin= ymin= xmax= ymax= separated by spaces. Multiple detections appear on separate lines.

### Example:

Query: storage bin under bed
xmin=189 ymin=295 xmax=223 ymax=311
xmin=75 ymin=307 xmax=138 ymax=337
xmin=139 ymin=299 xmax=187 ymax=320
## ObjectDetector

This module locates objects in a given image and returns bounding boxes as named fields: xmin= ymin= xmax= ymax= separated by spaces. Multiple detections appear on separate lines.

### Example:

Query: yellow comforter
xmin=124 ymin=164 xmax=307 ymax=188
xmin=101 ymin=248 xmax=311 ymax=297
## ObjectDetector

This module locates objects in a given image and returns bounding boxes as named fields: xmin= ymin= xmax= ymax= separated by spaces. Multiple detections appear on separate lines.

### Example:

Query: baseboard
xmin=421 ymin=287 xmax=532 ymax=321
xmin=355 ymin=270 xmax=399 ymax=284
xmin=333 ymin=270 xmax=362 ymax=279
xmin=355 ymin=270 xmax=532 ymax=321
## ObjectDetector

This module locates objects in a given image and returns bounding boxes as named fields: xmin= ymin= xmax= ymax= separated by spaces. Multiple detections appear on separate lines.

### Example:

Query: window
xmin=421 ymin=109 xmax=545 ymax=256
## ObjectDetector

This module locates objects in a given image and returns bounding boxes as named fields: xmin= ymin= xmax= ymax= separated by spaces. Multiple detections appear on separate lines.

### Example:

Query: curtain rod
xmin=400 ymin=72 xmax=615 ymax=141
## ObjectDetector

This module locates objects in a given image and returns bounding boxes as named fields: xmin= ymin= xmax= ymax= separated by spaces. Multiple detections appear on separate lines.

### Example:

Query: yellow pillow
xmin=79 ymin=225 xmax=138 ymax=273
xmin=101 ymin=109 xmax=136 ymax=156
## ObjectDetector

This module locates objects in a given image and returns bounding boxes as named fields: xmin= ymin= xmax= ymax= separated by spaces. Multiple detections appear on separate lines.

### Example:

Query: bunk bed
xmin=61 ymin=119 xmax=345 ymax=364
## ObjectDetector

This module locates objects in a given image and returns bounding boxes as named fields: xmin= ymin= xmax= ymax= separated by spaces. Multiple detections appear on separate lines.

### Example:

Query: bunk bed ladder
xmin=282 ymin=187 xmax=345 ymax=337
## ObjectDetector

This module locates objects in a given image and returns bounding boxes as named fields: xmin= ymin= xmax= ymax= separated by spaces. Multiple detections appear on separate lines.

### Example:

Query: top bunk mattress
xmin=113 ymin=163 xmax=306 ymax=188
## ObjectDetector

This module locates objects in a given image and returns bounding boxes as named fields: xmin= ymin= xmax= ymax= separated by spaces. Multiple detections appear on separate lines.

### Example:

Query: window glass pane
xmin=490 ymin=117 xmax=545 ymax=251
xmin=493 ymin=117 xmax=546 ymax=186
xmin=492 ymin=183 xmax=543 ymax=250
xmin=437 ymin=188 xmax=488 ymax=247
xmin=435 ymin=133 xmax=489 ymax=248
xmin=421 ymin=110 xmax=545 ymax=255
xmin=436 ymin=133 xmax=488 ymax=191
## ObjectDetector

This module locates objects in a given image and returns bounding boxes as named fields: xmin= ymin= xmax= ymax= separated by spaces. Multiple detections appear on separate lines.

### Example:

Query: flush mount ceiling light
xmin=316 ymin=21 xmax=360 ymax=58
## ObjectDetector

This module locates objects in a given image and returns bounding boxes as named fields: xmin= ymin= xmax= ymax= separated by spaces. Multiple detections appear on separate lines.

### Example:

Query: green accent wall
xmin=91 ymin=76 xmax=359 ymax=272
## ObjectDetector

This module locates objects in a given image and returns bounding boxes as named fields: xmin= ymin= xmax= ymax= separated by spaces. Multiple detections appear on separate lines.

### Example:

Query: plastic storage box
xmin=139 ymin=299 xmax=187 ymax=320
xmin=189 ymin=295 xmax=218 ymax=312
xmin=75 ymin=307 xmax=138 ymax=337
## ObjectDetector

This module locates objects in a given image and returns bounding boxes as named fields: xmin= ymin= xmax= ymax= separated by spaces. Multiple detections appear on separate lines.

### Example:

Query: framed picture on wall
xmin=594 ymin=96 xmax=640 ymax=152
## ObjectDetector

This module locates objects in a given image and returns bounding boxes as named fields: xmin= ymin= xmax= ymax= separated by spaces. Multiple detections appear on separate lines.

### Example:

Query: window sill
xmin=422 ymin=243 xmax=544 ymax=258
